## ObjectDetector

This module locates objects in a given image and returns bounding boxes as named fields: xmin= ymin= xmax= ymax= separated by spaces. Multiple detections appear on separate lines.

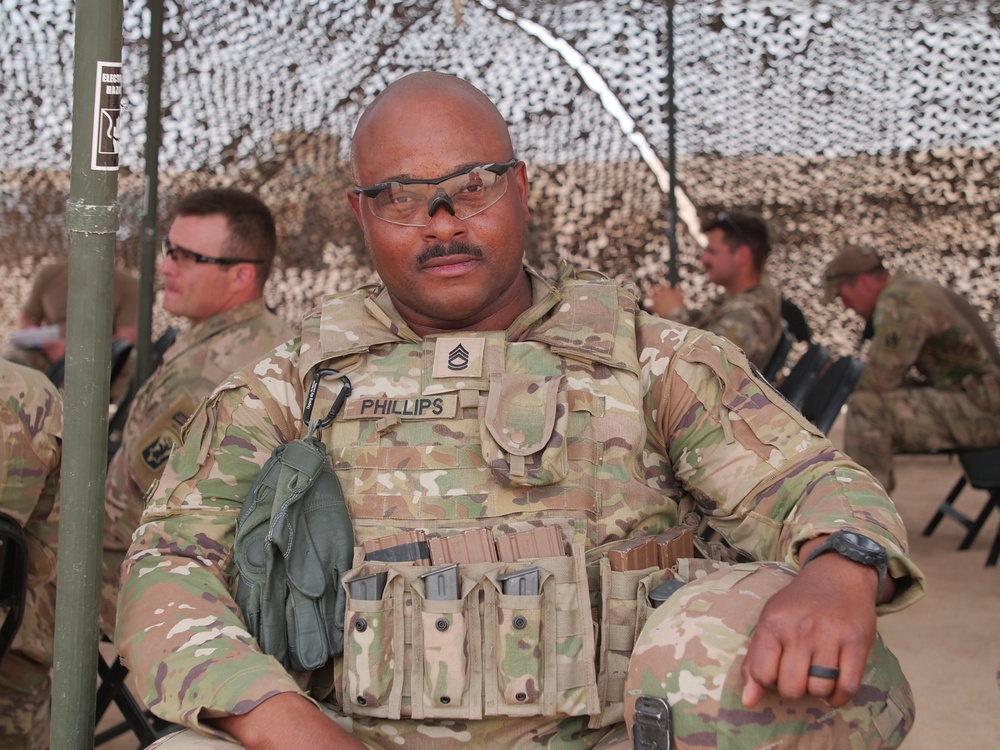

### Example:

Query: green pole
xmin=136 ymin=0 xmax=165 ymax=387
xmin=50 ymin=0 xmax=123 ymax=747
xmin=666 ymin=0 xmax=679 ymax=286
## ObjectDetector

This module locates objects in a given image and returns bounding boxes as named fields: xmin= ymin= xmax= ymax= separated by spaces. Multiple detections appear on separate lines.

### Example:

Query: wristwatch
xmin=802 ymin=530 xmax=888 ymax=601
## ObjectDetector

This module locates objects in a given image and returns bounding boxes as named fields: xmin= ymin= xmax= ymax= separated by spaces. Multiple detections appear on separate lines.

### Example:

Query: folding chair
xmin=762 ymin=325 xmax=794 ymax=383
xmin=800 ymin=355 xmax=864 ymax=435
xmin=46 ymin=336 xmax=135 ymax=390
xmin=94 ymin=639 xmax=178 ymax=747
xmin=777 ymin=342 xmax=830 ymax=410
xmin=0 ymin=511 xmax=27 ymax=662
xmin=922 ymin=446 xmax=1000 ymax=567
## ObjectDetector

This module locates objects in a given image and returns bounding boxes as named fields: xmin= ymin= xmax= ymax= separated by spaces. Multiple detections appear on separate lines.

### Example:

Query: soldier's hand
xmin=646 ymin=284 xmax=685 ymax=318
xmin=213 ymin=692 xmax=368 ymax=750
xmin=740 ymin=541 xmax=879 ymax=709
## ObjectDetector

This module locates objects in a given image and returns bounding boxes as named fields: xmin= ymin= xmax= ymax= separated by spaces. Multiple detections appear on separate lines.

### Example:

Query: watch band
xmin=802 ymin=531 xmax=887 ymax=601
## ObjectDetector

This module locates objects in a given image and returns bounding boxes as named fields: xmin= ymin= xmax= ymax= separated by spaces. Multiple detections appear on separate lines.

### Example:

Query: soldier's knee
xmin=623 ymin=563 xmax=914 ymax=749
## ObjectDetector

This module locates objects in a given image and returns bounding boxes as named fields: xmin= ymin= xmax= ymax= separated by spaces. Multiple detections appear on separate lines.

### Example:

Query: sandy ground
xmin=92 ymin=414 xmax=1000 ymax=750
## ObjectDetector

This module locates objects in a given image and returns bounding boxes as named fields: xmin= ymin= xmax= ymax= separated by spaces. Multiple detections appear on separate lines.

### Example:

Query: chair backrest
xmin=777 ymin=342 xmax=830 ymax=409
xmin=761 ymin=324 xmax=795 ymax=383
xmin=0 ymin=511 xmax=28 ymax=661
xmin=801 ymin=355 xmax=864 ymax=434
xmin=46 ymin=337 xmax=135 ymax=390
xmin=958 ymin=447 xmax=1000 ymax=490
xmin=780 ymin=297 xmax=812 ymax=343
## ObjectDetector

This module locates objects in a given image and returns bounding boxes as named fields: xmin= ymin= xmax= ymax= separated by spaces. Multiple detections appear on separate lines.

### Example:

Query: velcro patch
xmin=343 ymin=394 xmax=458 ymax=420
xmin=432 ymin=336 xmax=486 ymax=378
xmin=128 ymin=394 xmax=198 ymax=490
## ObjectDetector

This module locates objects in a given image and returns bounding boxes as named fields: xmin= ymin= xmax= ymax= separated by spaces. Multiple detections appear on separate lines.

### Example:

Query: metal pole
xmin=136 ymin=0 xmax=165 ymax=386
xmin=50 ymin=0 xmax=122 ymax=747
xmin=666 ymin=0 xmax=679 ymax=286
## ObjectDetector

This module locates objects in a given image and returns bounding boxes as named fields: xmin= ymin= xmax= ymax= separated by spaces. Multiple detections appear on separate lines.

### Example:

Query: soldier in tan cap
xmin=646 ymin=211 xmax=783 ymax=370
xmin=824 ymin=245 xmax=1000 ymax=492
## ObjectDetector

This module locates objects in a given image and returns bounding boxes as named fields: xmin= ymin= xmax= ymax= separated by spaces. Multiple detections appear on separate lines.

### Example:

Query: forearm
xmin=212 ymin=693 xmax=368 ymax=750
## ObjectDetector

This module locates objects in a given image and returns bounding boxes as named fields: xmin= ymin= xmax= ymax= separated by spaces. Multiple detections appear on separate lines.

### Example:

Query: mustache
xmin=416 ymin=241 xmax=484 ymax=265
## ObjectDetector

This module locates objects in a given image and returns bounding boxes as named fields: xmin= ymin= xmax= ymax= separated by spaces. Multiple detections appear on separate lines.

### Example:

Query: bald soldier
xmin=116 ymin=73 xmax=924 ymax=750
xmin=0 ymin=360 xmax=62 ymax=750
xmin=824 ymin=245 xmax=1000 ymax=492
xmin=101 ymin=188 xmax=294 ymax=634
xmin=646 ymin=211 xmax=783 ymax=371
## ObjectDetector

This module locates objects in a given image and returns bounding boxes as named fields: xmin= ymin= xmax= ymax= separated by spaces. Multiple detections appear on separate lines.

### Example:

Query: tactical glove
xmin=235 ymin=436 xmax=354 ymax=672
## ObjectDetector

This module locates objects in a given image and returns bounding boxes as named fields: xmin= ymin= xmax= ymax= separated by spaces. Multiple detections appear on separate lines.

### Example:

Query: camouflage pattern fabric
xmin=680 ymin=275 xmax=783 ymax=371
xmin=845 ymin=273 xmax=1000 ymax=491
xmin=102 ymin=298 xmax=293 ymax=634
xmin=626 ymin=563 xmax=914 ymax=750
xmin=0 ymin=360 xmax=62 ymax=750
xmin=116 ymin=266 xmax=923 ymax=747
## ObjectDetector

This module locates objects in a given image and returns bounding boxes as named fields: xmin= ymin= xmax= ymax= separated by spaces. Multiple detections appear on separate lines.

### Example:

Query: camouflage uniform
xmin=117 ymin=267 xmax=924 ymax=749
xmin=102 ymin=299 xmax=293 ymax=634
xmin=845 ymin=273 xmax=1000 ymax=491
xmin=0 ymin=360 xmax=62 ymax=750
xmin=677 ymin=275 xmax=782 ymax=371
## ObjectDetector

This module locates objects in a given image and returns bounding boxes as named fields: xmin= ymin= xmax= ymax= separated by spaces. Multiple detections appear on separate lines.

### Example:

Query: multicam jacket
xmin=861 ymin=272 xmax=1000 ymax=398
xmin=682 ymin=275 xmax=782 ymax=370
xmin=0 ymin=359 xmax=62 ymax=667
xmin=102 ymin=298 xmax=293 ymax=631
xmin=116 ymin=266 xmax=923 ymax=735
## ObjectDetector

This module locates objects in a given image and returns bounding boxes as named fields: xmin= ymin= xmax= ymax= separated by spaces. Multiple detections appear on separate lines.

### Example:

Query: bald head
xmin=350 ymin=72 xmax=514 ymax=184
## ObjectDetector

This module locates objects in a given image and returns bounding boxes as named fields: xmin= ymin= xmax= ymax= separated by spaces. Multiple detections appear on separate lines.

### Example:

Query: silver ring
xmin=808 ymin=664 xmax=840 ymax=681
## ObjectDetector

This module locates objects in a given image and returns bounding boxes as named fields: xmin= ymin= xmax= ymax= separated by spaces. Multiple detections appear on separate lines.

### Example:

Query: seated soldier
xmin=101 ymin=188 xmax=294 ymax=635
xmin=116 ymin=72 xmax=924 ymax=750
xmin=0 ymin=360 xmax=62 ymax=750
xmin=825 ymin=244 xmax=1000 ymax=492
xmin=646 ymin=211 xmax=783 ymax=371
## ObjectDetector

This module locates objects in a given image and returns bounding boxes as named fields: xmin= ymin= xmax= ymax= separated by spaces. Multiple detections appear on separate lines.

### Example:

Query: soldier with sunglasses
xmin=100 ymin=188 xmax=294 ymax=636
xmin=115 ymin=73 xmax=923 ymax=750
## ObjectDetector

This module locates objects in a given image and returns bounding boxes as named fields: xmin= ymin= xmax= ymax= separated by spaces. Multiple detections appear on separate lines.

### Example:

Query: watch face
xmin=842 ymin=530 xmax=879 ymax=552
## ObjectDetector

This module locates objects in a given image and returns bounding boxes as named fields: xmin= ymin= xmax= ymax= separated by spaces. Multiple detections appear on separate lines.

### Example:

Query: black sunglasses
xmin=161 ymin=236 xmax=264 ymax=266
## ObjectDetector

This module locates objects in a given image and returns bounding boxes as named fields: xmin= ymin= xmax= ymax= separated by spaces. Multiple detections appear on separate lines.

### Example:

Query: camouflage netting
xmin=1 ymin=0 xmax=998 ymax=358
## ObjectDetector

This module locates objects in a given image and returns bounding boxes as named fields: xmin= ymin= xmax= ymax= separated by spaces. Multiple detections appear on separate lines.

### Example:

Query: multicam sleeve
xmin=640 ymin=320 xmax=925 ymax=613
xmin=116 ymin=350 xmax=309 ymax=733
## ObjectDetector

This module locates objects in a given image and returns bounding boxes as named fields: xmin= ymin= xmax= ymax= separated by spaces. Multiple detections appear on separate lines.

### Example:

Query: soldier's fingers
xmin=741 ymin=624 xmax=782 ymax=691
xmin=805 ymin=654 xmax=841 ymax=700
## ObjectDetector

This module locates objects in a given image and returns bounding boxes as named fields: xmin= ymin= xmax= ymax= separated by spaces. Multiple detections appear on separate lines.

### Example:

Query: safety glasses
xmin=353 ymin=159 xmax=519 ymax=227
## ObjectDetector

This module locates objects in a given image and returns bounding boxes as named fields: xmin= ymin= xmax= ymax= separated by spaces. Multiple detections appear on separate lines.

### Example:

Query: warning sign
xmin=91 ymin=61 xmax=122 ymax=171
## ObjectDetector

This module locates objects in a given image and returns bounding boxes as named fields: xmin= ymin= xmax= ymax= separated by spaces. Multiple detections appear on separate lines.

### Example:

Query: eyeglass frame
xmin=352 ymin=159 xmax=520 ymax=225
xmin=712 ymin=212 xmax=751 ymax=248
xmin=161 ymin=235 xmax=265 ymax=267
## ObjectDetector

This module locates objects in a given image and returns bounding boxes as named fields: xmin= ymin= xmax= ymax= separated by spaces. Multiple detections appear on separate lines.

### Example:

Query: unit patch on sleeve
xmin=128 ymin=394 xmax=199 ymax=490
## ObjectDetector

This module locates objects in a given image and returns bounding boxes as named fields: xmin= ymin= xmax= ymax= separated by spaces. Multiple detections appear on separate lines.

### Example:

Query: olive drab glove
xmin=234 ymin=434 xmax=354 ymax=672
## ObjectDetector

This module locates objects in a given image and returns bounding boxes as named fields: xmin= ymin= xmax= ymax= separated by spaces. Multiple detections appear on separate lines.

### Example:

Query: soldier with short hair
xmin=0 ymin=360 xmax=62 ymax=750
xmin=646 ymin=210 xmax=783 ymax=370
xmin=116 ymin=73 xmax=924 ymax=750
xmin=101 ymin=188 xmax=294 ymax=634
xmin=824 ymin=245 xmax=1000 ymax=492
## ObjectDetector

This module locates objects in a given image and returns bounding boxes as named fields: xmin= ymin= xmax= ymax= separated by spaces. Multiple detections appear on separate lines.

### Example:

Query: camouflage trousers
xmin=140 ymin=563 xmax=912 ymax=750
xmin=626 ymin=563 xmax=913 ymax=750
xmin=844 ymin=387 xmax=1000 ymax=492
xmin=0 ymin=652 xmax=50 ymax=750
xmin=141 ymin=711 xmax=630 ymax=749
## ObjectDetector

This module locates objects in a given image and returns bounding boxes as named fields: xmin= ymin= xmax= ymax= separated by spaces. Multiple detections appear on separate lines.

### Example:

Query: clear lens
xmin=364 ymin=166 xmax=511 ymax=227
